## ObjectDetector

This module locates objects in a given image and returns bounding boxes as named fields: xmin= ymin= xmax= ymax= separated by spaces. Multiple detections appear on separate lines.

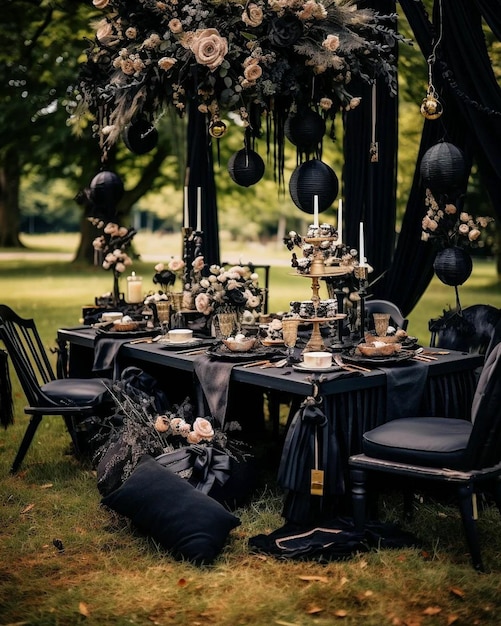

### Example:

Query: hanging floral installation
xmin=74 ymin=0 xmax=406 ymax=180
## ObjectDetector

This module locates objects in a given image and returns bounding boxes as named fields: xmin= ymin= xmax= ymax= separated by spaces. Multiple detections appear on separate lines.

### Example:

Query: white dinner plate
xmin=292 ymin=362 xmax=341 ymax=373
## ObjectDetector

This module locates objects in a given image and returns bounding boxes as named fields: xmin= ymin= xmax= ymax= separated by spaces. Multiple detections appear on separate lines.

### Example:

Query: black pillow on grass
xmin=102 ymin=455 xmax=240 ymax=565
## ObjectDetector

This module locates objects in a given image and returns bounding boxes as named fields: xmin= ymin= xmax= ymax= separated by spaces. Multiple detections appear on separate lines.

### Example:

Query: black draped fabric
xmin=343 ymin=0 xmax=398 ymax=284
xmin=186 ymin=105 xmax=221 ymax=266
xmin=347 ymin=0 xmax=501 ymax=316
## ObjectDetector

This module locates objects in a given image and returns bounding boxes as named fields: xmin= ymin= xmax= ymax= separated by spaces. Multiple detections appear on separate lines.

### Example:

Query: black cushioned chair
xmin=349 ymin=342 xmax=501 ymax=571
xmin=365 ymin=299 xmax=408 ymax=331
xmin=429 ymin=304 xmax=501 ymax=355
xmin=0 ymin=304 xmax=113 ymax=473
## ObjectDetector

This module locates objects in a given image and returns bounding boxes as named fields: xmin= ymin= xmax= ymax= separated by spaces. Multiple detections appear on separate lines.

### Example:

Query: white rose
xmin=192 ymin=417 xmax=214 ymax=441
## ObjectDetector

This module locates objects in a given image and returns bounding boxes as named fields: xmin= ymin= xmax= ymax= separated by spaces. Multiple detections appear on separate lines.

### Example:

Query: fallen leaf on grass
xmin=40 ymin=483 xmax=53 ymax=489
xmin=20 ymin=504 xmax=35 ymax=514
xmin=306 ymin=605 xmax=323 ymax=614
xmin=275 ymin=620 xmax=299 ymax=626
xmin=298 ymin=575 xmax=329 ymax=583
xmin=177 ymin=578 xmax=188 ymax=587
xmin=79 ymin=602 xmax=90 ymax=617
xmin=334 ymin=609 xmax=348 ymax=617
xmin=447 ymin=615 xmax=459 ymax=625
xmin=449 ymin=587 xmax=465 ymax=599
xmin=423 ymin=606 xmax=442 ymax=616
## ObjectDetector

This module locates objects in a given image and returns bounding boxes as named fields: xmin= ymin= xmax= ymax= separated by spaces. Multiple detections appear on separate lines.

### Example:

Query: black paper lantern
xmin=289 ymin=159 xmax=338 ymax=213
xmin=89 ymin=171 xmax=124 ymax=210
xmin=228 ymin=149 xmax=265 ymax=187
xmin=420 ymin=141 xmax=467 ymax=198
xmin=433 ymin=246 xmax=473 ymax=286
xmin=285 ymin=109 xmax=326 ymax=151
xmin=122 ymin=119 xmax=159 ymax=154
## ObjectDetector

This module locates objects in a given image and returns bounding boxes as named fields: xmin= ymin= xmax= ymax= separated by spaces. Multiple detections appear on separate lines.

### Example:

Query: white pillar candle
xmin=313 ymin=195 xmax=319 ymax=228
xmin=196 ymin=186 xmax=202 ymax=232
xmin=359 ymin=222 xmax=365 ymax=266
xmin=183 ymin=186 xmax=189 ymax=228
xmin=127 ymin=271 xmax=143 ymax=303
xmin=337 ymin=199 xmax=343 ymax=245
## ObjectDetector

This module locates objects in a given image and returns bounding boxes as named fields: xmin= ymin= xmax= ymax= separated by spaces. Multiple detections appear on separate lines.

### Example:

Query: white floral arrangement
xmin=90 ymin=218 xmax=136 ymax=275
xmin=188 ymin=257 xmax=263 ymax=319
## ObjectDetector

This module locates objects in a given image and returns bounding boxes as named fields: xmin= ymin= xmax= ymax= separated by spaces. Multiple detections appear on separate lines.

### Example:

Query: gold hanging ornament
xmin=421 ymin=85 xmax=443 ymax=120
xmin=421 ymin=0 xmax=444 ymax=121
xmin=209 ymin=116 xmax=227 ymax=138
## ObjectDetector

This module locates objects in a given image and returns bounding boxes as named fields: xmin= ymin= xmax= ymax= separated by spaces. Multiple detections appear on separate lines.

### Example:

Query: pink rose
xmin=192 ymin=417 xmax=214 ymax=442
xmin=190 ymin=28 xmax=228 ymax=72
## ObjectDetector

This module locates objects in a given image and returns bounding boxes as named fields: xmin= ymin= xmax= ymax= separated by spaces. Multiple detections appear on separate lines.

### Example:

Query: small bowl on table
xmin=222 ymin=337 xmax=257 ymax=352
xmin=357 ymin=342 xmax=402 ymax=357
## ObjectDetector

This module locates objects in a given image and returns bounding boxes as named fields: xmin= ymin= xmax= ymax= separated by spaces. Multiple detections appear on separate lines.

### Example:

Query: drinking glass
xmin=282 ymin=318 xmax=299 ymax=364
xmin=373 ymin=313 xmax=391 ymax=337
xmin=156 ymin=301 xmax=171 ymax=335
xmin=217 ymin=312 xmax=236 ymax=338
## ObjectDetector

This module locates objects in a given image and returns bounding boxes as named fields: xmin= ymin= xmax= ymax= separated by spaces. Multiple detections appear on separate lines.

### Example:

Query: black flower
xmin=268 ymin=15 xmax=304 ymax=48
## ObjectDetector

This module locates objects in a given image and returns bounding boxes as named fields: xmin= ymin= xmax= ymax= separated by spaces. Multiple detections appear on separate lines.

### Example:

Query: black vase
xmin=228 ymin=149 xmax=265 ymax=187
xmin=433 ymin=247 xmax=473 ymax=286
xmin=289 ymin=159 xmax=338 ymax=214
xmin=420 ymin=141 xmax=467 ymax=198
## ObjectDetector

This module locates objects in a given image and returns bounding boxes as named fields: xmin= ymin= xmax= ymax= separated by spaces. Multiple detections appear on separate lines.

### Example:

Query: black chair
xmin=349 ymin=342 xmax=501 ymax=571
xmin=0 ymin=304 xmax=113 ymax=473
xmin=365 ymin=299 xmax=408 ymax=331
xmin=429 ymin=304 xmax=501 ymax=355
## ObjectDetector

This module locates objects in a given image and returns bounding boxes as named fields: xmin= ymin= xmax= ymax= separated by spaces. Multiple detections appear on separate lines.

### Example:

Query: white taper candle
xmin=359 ymin=222 xmax=365 ymax=266
xmin=183 ymin=186 xmax=189 ymax=228
xmin=196 ymin=187 xmax=202 ymax=232
xmin=313 ymin=195 xmax=319 ymax=228
xmin=338 ymin=199 xmax=343 ymax=245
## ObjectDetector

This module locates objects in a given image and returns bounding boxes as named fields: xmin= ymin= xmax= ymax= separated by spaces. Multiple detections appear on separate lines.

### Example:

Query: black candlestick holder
xmin=354 ymin=265 xmax=369 ymax=339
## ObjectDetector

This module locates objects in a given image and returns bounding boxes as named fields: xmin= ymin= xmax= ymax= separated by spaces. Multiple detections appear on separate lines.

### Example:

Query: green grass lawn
xmin=1 ymin=237 xmax=501 ymax=625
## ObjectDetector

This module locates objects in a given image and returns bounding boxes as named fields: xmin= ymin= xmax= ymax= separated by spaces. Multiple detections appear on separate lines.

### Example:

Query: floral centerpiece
xmin=188 ymin=256 xmax=263 ymax=324
xmin=75 ymin=0 xmax=407 ymax=176
xmin=90 ymin=218 xmax=136 ymax=305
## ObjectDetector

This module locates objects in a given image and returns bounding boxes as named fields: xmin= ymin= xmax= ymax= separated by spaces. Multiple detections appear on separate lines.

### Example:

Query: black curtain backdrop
xmin=345 ymin=0 xmax=501 ymax=317
xmin=186 ymin=105 xmax=221 ymax=266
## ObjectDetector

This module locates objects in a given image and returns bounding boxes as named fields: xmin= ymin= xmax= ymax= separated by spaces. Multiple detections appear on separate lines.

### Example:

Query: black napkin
xmin=93 ymin=329 xmax=157 ymax=376
xmin=380 ymin=361 xmax=429 ymax=420
xmin=193 ymin=355 xmax=235 ymax=428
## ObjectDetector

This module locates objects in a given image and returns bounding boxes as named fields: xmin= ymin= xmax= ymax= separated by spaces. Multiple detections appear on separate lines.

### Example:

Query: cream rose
xmin=93 ymin=0 xmax=109 ymax=9
xmin=244 ymin=63 xmax=262 ymax=81
xmin=195 ymin=292 xmax=213 ymax=315
xmin=169 ymin=18 xmax=183 ymax=34
xmin=158 ymin=57 xmax=177 ymax=71
xmin=322 ymin=34 xmax=340 ymax=52
xmin=190 ymin=28 xmax=228 ymax=72
xmin=192 ymin=417 xmax=215 ymax=442
xmin=242 ymin=4 xmax=264 ymax=27
xmin=154 ymin=415 xmax=170 ymax=433
xmin=168 ymin=258 xmax=185 ymax=273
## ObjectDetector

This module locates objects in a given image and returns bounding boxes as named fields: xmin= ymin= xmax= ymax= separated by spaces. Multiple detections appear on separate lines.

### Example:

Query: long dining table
xmin=56 ymin=325 xmax=485 ymax=523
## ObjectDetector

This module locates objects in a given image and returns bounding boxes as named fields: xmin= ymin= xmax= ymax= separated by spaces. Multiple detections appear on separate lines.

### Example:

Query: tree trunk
xmin=0 ymin=147 xmax=23 ymax=248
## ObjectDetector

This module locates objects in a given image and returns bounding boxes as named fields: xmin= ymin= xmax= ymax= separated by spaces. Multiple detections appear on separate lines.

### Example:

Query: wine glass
xmin=282 ymin=318 xmax=299 ymax=364
xmin=217 ymin=312 xmax=236 ymax=338
xmin=373 ymin=313 xmax=391 ymax=337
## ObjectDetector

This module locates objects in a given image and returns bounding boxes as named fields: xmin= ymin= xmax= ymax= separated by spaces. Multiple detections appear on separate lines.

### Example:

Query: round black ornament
xmin=285 ymin=109 xmax=326 ymax=151
xmin=420 ymin=142 xmax=466 ymax=198
xmin=122 ymin=119 xmax=159 ymax=154
xmin=89 ymin=170 xmax=124 ymax=210
xmin=433 ymin=246 xmax=473 ymax=286
xmin=289 ymin=159 xmax=338 ymax=213
xmin=228 ymin=149 xmax=265 ymax=187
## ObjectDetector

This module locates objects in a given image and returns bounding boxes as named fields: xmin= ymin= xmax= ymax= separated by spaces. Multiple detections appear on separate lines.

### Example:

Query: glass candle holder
xmin=126 ymin=272 xmax=143 ymax=303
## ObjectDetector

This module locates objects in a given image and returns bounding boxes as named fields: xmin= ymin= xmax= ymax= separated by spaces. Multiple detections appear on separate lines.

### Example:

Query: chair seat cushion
xmin=362 ymin=417 xmax=472 ymax=469
xmin=41 ymin=378 xmax=112 ymax=406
